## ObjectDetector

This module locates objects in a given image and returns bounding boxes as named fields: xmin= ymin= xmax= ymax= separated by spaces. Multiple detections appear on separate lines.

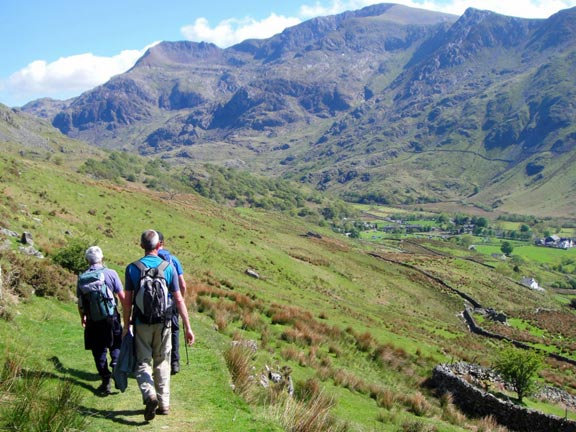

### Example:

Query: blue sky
xmin=1 ymin=0 xmax=575 ymax=107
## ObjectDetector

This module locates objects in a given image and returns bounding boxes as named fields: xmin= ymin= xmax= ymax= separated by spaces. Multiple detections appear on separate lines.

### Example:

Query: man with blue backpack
xmin=156 ymin=230 xmax=187 ymax=375
xmin=77 ymin=246 xmax=125 ymax=395
xmin=122 ymin=229 xmax=195 ymax=422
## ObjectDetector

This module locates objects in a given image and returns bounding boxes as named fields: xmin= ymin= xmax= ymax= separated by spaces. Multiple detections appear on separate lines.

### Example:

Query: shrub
xmin=52 ymin=238 xmax=93 ymax=275
xmin=2 ymin=251 xmax=76 ymax=300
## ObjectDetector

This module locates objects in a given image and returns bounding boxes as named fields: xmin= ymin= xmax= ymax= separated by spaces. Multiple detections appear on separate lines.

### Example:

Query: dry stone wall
xmin=430 ymin=364 xmax=576 ymax=432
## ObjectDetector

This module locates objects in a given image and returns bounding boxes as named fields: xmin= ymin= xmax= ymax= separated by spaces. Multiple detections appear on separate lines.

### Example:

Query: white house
xmin=520 ymin=277 xmax=544 ymax=292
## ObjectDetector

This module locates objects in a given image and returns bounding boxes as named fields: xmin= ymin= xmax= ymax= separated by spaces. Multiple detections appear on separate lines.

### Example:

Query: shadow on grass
xmin=48 ymin=355 xmax=134 ymax=400
xmin=80 ymin=406 xmax=148 ymax=427
xmin=48 ymin=355 xmax=122 ymax=397
xmin=48 ymin=355 xmax=148 ymax=426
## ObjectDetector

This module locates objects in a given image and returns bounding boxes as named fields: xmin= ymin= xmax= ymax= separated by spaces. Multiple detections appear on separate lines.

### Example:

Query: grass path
xmin=0 ymin=296 xmax=282 ymax=431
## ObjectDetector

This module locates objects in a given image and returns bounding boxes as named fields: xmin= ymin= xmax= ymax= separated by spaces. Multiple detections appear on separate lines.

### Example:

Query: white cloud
xmin=181 ymin=13 xmax=301 ymax=48
xmin=2 ymin=44 xmax=156 ymax=106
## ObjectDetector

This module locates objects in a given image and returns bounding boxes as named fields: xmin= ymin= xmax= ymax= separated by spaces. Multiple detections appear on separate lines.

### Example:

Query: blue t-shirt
xmin=125 ymin=255 xmax=179 ymax=294
xmin=158 ymin=249 xmax=184 ymax=275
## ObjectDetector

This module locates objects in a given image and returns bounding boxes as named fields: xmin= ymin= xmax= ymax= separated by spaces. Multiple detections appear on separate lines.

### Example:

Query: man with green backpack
xmin=77 ymin=246 xmax=125 ymax=395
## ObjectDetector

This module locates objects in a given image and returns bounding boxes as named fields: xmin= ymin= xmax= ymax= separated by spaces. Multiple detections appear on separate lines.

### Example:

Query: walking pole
xmin=185 ymin=340 xmax=190 ymax=365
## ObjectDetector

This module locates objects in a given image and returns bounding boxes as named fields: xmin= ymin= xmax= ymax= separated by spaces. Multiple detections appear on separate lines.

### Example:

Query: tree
xmin=459 ymin=234 xmax=474 ymax=249
xmin=501 ymin=241 xmax=514 ymax=256
xmin=494 ymin=346 xmax=543 ymax=403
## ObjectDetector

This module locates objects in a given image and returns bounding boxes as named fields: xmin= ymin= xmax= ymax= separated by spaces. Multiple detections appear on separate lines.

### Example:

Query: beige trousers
xmin=134 ymin=322 xmax=172 ymax=408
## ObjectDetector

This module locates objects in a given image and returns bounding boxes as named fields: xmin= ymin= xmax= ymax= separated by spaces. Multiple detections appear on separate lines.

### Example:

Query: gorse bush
xmin=51 ymin=238 xmax=92 ymax=275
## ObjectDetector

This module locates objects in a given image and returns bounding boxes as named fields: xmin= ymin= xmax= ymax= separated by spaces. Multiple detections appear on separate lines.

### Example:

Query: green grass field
xmin=2 ymin=152 xmax=576 ymax=431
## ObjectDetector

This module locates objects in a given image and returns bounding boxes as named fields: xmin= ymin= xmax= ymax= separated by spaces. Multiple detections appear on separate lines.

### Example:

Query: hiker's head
xmin=140 ymin=229 xmax=160 ymax=253
xmin=85 ymin=246 xmax=104 ymax=264
xmin=157 ymin=230 xmax=165 ymax=246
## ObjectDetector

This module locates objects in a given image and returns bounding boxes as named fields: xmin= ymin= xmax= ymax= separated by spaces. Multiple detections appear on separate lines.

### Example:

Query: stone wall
xmin=463 ymin=308 xmax=576 ymax=366
xmin=430 ymin=364 xmax=576 ymax=432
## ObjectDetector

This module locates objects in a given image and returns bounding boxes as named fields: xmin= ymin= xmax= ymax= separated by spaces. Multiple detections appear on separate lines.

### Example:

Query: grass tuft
xmin=271 ymin=391 xmax=347 ymax=432
xmin=224 ymin=341 xmax=255 ymax=398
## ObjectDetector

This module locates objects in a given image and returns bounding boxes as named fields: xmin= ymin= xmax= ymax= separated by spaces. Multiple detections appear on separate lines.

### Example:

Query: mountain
xmin=21 ymin=3 xmax=576 ymax=217
xmin=0 ymin=102 xmax=101 ymax=166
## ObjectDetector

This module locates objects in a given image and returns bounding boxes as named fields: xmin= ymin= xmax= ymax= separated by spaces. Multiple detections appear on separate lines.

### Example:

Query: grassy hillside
xmin=1 ymin=149 xmax=575 ymax=431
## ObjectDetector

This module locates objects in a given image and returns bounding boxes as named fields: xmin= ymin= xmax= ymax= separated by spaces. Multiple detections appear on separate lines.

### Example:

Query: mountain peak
xmin=134 ymin=41 xmax=224 ymax=68
xmin=19 ymin=3 xmax=576 ymax=215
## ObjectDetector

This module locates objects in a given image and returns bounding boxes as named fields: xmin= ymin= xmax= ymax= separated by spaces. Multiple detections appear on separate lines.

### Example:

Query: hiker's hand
xmin=185 ymin=329 xmax=195 ymax=346
xmin=81 ymin=316 xmax=86 ymax=328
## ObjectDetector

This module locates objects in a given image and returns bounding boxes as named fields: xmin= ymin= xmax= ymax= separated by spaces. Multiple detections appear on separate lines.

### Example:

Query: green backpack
xmin=78 ymin=268 xmax=116 ymax=321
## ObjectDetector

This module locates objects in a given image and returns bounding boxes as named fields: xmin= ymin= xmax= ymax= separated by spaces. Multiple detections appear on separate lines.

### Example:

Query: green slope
xmin=0 ymin=150 xmax=574 ymax=431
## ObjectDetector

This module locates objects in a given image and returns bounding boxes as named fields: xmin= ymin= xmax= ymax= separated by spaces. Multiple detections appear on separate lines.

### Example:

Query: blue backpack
xmin=78 ymin=268 xmax=116 ymax=322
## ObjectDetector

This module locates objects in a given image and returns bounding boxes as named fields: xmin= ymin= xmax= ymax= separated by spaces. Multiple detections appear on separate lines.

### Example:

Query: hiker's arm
xmin=78 ymin=305 xmax=86 ymax=328
xmin=122 ymin=266 xmax=133 ymax=335
xmin=178 ymin=274 xmax=187 ymax=297
xmin=108 ymin=269 xmax=126 ymax=308
xmin=173 ymin=290 xmax=195 ymax=346
xmin=116 ymin=289 xmax=126 ymax=305
xmin=122 ymin=290 xmax=132 ymax=335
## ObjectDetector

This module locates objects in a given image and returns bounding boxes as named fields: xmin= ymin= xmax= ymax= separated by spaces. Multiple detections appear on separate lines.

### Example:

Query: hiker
xmin=156 ymin=230 xmax=187 ymax=375
xmin=122 ymin=229 xmax=195 ymax=421
xmin=77 ymin=246 xmax=125 ymax=395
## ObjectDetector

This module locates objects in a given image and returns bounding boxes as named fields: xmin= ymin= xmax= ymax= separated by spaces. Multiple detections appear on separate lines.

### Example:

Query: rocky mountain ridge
xmin=20 ymin=3 xmax=576 ymax=215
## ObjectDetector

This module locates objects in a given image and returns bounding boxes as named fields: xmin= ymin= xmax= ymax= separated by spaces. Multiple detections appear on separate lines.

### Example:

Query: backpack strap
xmin=131 ymin=261 xmax=146 ymax=307
xmin=157 ymin=260 xmax=170 ymax=275
xmin=133 ymin=260 xmax=147 ymax=273
xmin=132 ymin=260 xmax=169 ymax=276
xmin=130 ymin=259 xmax=171 ymax=301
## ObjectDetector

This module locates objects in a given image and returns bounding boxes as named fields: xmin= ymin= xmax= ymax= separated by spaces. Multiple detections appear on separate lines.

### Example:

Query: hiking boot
xmin=171 ymin=362 xmax=180 ymax=375
xmin=144 ymin=396 xmax=159 ymax=421
xmin=156 ymin=406 xmax=170 ymax=415
xmin=97 ymin=378 xmax=112 ymax=395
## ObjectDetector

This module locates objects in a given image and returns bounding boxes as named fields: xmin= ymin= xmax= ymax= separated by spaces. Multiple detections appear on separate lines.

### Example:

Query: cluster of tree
xmin=79 ymin=153 xmax=358 ymax=226
xmin=79 ymin=151 xmax=171 ymax=183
